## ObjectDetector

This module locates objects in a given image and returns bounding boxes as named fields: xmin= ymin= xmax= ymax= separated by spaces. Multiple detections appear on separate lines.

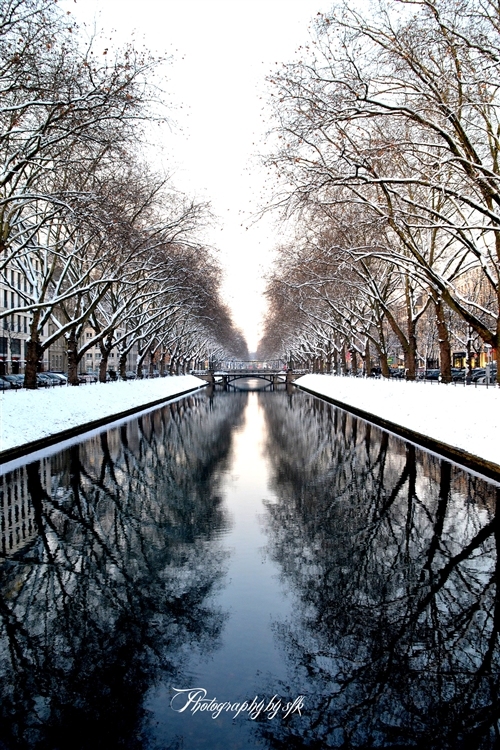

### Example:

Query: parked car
xmin=470 ymin=368 xmax=486 ymax=382
xmin=451 ymin=368 xmax=466 ymax=382
xmin=36 ymin=373 xmax=56 ymax=387
xmin=46 ymin=371 xmax=67 ymax=385
xmin=473 ymin=365 xmax=497 ymax=384
xmin=125 ymin=370 xmax=137 ymax=380
xmin=38 ymin=373 xmax=64 ymax=386
xmin=78 ymin=373 xmax=98 ymax=383
xmin=43 ymin=373 xmax=62 ymax=385
xmin=472 ymin=363 xmax=497 ymax=383
xmin=424 ymin=369 xmax=441 ymax=380
xmin=1 ymin=374 xmax=23 ymax=389
xmin=0 ymin=376 xmax=13 ymax=390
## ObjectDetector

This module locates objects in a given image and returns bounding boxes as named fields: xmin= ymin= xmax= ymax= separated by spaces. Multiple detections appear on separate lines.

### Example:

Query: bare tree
xmin=264 ymin=0 xmax=500 ymax=381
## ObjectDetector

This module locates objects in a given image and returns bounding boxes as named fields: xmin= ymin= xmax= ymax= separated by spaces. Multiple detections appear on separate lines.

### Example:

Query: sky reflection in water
xmin=0 ymin=387 xmax=498 ymax=749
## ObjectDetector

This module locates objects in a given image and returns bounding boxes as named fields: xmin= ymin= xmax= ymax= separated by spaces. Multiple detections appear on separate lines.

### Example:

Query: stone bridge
xmin=196 ymin=367 xmax=303 ymax=387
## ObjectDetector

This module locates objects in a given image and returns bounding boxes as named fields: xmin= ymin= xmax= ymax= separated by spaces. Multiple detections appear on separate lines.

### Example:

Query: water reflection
xmin=0 ymin=391 xmax=247 ymax=749
xmin=257 ymin=390 xmax=499 ymax=749
xmin=0 ymin=388 xmax=498 ymax=749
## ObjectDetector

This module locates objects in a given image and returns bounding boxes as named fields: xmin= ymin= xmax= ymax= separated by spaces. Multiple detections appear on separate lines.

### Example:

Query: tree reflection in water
xmin=0 ymin=391 xmax=247 ymax=750
xmin=258 ymin=390 xmax=500 ymax=750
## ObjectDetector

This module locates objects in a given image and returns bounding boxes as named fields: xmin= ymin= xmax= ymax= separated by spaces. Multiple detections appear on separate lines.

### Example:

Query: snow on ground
xmin=295 ymin=374 xmax=500 ymax=468
xmin=0 ymin=375 xmax=205 ymax=455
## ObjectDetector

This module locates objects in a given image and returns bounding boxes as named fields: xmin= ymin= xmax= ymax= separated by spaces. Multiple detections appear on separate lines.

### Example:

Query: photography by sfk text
xmin=170 ymin=688 xmax=305 ymax=720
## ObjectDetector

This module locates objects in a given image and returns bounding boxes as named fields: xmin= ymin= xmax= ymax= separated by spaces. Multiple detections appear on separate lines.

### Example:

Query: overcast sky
xmin=63 ymin=0 xmax=333 ymax=352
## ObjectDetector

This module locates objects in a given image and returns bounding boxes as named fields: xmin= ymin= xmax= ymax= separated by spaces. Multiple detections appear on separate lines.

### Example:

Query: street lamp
xmin=485 ymin=343 xmax=492 ymax=384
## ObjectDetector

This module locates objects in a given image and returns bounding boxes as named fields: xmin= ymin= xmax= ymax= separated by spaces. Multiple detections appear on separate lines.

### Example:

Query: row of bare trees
xmin=0 ymin=0 xmax=247 ymax=387
xmin=259 ymin=0 xmax=500 ymax=383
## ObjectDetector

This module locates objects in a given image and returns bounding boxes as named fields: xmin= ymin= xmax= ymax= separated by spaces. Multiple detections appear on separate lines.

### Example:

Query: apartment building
xmin=0 ymin=266 xmax=33 ymax=375
xmin=81 ymin=327 xmax=137 ymax=376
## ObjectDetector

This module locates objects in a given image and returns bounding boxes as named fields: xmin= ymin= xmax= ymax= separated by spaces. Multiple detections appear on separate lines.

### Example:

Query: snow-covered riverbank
xmin=295 ymin=374 xmax=500 ymax=476
xmin=0 ymin=375 xmax=206 ymax=459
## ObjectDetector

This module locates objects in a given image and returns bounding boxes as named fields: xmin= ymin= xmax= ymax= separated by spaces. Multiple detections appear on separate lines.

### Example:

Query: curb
xmin=295 ymin=384 xmax=500 ymax=483
xmin=0 ymin=383 xmax=207 ymax=465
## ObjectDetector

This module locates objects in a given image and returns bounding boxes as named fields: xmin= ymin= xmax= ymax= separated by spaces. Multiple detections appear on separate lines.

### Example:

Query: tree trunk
xmin=340 ymin=346 xmax=347 ymax=374
xmin=406 ymin=323 xmax=417 ymax=381
xmin=434 ymin=295 xmax=452 ymax=383
xmin=99 ymin=352 xmax=109 ymax=383
xmin=119 ymin=351 xmax=127 ymax=380
xmin=364 ymin=339 xmax=371 ymax=376
xmin=136 ymin=348 xmax=144 ymax=379
xmin=98 ymin=334 xmax=114 ymax=383
xmin=380 ymin=352 xmax=390 ymax=378
xmin=67 ymin=328 xmax=80 ymax=386
xmin=405 ymin=277 xmax=417 ymax=381
xmin=25 ymin=338 xmax=43 ymax=389
xmin=24 ymin=308 xmax=43 ymax=388
xmin=496 ymin=323 xmax=500 ymax=384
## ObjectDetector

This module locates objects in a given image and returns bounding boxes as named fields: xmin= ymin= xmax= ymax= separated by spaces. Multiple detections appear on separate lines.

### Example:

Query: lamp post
xmin=485 ymin=344 xmax=492 ymax=384
xmin=466 ymin=326 xmax=473 ymax=384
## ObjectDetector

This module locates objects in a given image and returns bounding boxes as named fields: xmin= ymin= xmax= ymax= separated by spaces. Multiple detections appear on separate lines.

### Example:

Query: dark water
xmin=0 ymin=385 xmax=499 ymax=749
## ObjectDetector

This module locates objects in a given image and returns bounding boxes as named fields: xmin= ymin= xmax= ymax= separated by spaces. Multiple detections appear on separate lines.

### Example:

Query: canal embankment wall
xmin=294 ymin=374 xmax=500 ymax=482
xmin=0 ymin=375 xmax=207 ymax=464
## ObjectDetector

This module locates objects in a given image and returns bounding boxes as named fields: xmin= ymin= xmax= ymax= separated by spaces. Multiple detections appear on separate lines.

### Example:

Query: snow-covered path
xmin=0 ymin=375 xmax=206 ymax=458
xmin=295 ymin=374 xmax=500 ymax=475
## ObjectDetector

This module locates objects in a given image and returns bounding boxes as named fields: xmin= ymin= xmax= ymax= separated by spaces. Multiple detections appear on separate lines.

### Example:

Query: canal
xmin=0 ymin=384 xmax=498 ymax=749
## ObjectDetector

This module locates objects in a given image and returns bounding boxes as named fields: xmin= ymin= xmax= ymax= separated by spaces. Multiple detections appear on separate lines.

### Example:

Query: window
xmin=86 ymin=332 xmax=93 ymax=338
xmin=17 ymin=315 xmax=21 ymax=333
xmin=23 ymin=317 xmax=27 ymax=334
xmin=3 ymin=290 xmax=7 ymax=308
xmin=11 ymin=339 xmax=21 ymax=356
xmin=10 ymin=292 xmax=14 ymax=309
xmin=86 ymin=353 xmax=92 ymax=360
